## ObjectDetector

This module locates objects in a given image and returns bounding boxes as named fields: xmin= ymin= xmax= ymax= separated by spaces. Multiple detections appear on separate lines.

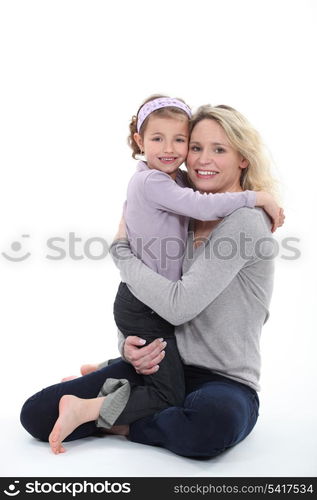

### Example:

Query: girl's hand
xmin=277 ymin=207 xmax=285 ymax=228
xmin=123 ymin=336 xmax=166 ymax=375
xmin=255 ymin=192 xmax=285 ymax=232
xmin=114 ymin=215 xmax=127 ymax=241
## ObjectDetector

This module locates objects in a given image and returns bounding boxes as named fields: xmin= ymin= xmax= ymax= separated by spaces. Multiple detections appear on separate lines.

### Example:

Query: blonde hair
xmin=190 ymin=105 xmax=279 ymax=200
xmin=128 ymin=94 xmax=191 ymax=159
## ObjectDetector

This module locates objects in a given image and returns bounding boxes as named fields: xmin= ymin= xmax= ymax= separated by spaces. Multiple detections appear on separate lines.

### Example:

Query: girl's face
xmin=186 ymin=119 xmax=248 ymax=194
xmin=134 ymin=115 xmax=189 ymax=180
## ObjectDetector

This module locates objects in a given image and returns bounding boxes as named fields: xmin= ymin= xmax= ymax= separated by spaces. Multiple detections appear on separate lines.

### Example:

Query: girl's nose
xmin=163 ymin=141 xmax=174 ymax=153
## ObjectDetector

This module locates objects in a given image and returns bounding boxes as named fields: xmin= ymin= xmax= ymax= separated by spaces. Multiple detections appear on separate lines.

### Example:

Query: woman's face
xmin=186 ymin=119 xmax=248 ymax=194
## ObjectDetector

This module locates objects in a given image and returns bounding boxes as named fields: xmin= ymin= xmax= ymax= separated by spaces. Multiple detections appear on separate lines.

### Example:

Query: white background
xmin=0 ymin=0 xmax=316 ymax=477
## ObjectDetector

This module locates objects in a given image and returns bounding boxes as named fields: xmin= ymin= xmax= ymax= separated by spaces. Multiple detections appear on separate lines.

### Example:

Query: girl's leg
xmin=20 ymin=360 xmax=141 ymax=443
xmin=111 ymin=283 xmax=185 ymax=424
xmin=128 ymin=372 xmax=260 ymax=458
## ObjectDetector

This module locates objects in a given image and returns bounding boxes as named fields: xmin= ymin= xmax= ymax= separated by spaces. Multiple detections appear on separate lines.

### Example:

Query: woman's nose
xmin=198 ymin=150 xmax=212 ymax=165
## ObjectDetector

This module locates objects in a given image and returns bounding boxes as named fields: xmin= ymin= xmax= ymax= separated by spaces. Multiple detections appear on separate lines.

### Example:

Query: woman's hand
xmin=113 ymin=215 xmax=127 ymax=241
xmin=123 ymin=336 xmax=166 ymax=375
xmin=255 ymin=192 xmax=285 ymax=232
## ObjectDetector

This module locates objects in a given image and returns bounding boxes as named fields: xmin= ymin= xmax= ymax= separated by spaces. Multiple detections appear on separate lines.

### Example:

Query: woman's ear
xmin=239 ymin=156 xmax=249 ymax=169
xmin=133 ymin=133 xmax=144 ymax=153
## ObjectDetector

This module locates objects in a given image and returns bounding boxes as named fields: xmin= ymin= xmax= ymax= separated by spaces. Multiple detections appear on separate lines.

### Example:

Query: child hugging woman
xmin=46 ymin=94 xmax=282 ymax=454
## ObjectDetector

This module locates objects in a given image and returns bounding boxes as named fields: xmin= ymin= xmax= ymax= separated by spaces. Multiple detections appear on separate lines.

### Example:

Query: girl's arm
xmin=143 ymin=170 xmax=255 ymax=221
xmin=143 ymin=170 xmax=281 ymax=230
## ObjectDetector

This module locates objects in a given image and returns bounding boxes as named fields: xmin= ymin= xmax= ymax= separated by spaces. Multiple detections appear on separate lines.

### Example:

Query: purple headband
xmin=137 ymin=97 xmax=192 ymax=132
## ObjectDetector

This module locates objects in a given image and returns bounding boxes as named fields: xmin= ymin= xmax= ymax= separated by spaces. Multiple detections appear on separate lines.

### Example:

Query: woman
xmin=20 ymin=104 xmax=282 ymax=457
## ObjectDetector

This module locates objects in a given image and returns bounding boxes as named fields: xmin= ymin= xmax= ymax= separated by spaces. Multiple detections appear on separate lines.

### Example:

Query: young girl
xmin=49 ymin=95 xmax=282 ymax=453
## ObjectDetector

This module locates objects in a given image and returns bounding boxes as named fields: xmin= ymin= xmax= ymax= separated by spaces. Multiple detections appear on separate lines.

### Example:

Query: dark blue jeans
xmin=20 ymin=360 xmax=259 ymax=458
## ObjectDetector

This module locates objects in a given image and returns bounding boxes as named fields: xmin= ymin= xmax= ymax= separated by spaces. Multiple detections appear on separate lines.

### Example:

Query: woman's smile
xmin=195 ymin=169 xmax=219 ymax=178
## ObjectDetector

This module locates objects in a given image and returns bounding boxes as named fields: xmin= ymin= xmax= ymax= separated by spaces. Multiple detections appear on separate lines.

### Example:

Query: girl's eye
xmin=152 ymin=137 xmax=162 ymax=142
xmin=176 ymin=138 xmax=186 ymax=143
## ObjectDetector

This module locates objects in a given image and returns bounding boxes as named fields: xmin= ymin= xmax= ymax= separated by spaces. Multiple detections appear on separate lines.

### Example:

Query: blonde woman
xmin=21 ymin=105 xmax=284 ymax=458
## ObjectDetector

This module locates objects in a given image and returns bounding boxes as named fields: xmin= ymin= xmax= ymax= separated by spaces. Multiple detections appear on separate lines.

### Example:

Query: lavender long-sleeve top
xmin=124 ymin=161 xmax=256 ymax=281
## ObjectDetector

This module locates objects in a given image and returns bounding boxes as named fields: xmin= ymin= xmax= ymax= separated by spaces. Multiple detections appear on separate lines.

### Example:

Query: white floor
xmin=2 ymin=265 xmax=317 ymax=478
xmin=2 ymin=395 xmax=316 ymax=478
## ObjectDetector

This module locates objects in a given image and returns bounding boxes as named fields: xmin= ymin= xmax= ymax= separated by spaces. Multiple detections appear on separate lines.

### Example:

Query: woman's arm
xmin=111 ymin=208 xmax=272 ymax=325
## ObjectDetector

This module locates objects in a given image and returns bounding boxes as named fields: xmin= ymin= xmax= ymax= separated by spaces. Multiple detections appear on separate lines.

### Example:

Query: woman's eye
xmin=190 ymin=145 xmax=200 ymax=152
xmin=215 ymin=147 xmax=225 ymax=153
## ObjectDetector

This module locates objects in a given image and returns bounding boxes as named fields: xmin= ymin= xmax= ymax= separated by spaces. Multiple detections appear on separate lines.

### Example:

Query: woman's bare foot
xmin=80 ymin=363 xmax=99 ymax=376
xmin=60 ymin=362 xmax=99 ymax=383
xmin=49 ymin=395 xmax=82 ymax=454
xmin=48 ymin=394 xmax=105 ymax=454
xmin=61 ymin=376 xmax=79 ymax=382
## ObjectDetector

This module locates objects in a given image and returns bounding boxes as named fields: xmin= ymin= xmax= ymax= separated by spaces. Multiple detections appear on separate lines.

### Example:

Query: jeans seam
xmin=186 ymin=389 xmax=201 ymax=409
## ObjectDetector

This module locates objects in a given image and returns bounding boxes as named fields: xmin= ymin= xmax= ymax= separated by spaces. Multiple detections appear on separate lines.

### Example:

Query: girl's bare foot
xmin=48 ymin=394 xmax=105 ymax=454
xmin=80 ymin=363 xmax=99 ymax=376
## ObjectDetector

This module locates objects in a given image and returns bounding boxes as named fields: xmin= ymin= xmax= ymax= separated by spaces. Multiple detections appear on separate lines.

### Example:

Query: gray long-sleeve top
xmin=111 ymin=207 xmax=275 ymax=392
